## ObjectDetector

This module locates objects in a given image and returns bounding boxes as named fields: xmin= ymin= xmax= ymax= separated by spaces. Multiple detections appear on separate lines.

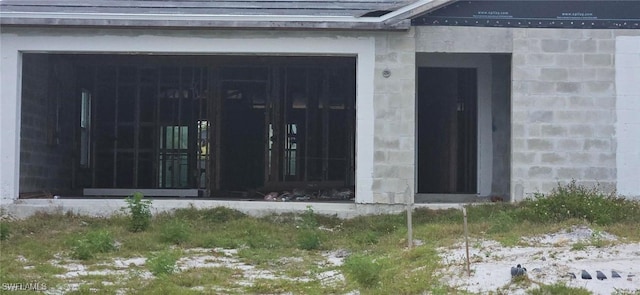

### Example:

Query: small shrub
xmin=0 ymin=222 xmax=10 ymax=241
xmin=519 ymin=181 xmax=640 ymax=225
xmin=343 ymin=254 xmax=383 ymax=288
xmin=487 ymin=211 xmax=515 ymax=234
xmin=159 ymin=220 xmax=191 ymax=245
xmin=297 ymin=229 xmax=321 ymax=250
xmin=299 ymin=206 xmax=318 ymax=230
xmin=296 ymin=206 xmax=323 ymax=250
xmin=124 ymin=192 xmax=152 ymax=232
xmin=571 ymin=242 xmax=587 ymax=251
xmin=71 ymin=230 xmax=116 ymax=260
xmin=354 ymin=230 xmax=379 ymax=245
xmin=147 ymin=249 xmax=180 ymax=276
xmin=527 ymin=283 xmax=591 ymax=295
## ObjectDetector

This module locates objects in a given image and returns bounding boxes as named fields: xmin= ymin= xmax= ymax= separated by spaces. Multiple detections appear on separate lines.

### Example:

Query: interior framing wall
xmin=19 ymin=54 xmax=76 ymax=194
xmin=0 ymin=27 xmax=377 ymax=204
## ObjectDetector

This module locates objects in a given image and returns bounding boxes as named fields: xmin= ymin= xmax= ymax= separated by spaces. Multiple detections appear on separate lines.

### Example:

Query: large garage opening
xmin=415 ymin=53 xmax=511 ymax=202
xmin=18 ymin=54 xmax=356 ymax=200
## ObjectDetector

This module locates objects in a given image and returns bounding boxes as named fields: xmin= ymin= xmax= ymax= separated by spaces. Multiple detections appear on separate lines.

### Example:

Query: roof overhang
xmin=0 ymin=0 xmax=455 ymax=31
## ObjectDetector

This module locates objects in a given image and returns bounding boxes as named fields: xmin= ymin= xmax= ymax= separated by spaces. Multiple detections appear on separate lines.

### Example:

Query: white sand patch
xmin=438 ymin=227 xmax=640 ymax=295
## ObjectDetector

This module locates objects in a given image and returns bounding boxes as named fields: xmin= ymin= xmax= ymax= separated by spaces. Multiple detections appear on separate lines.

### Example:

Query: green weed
xmin=159 ymin=219 xmax=191 ymax=245
xmin=0 ymin=222 xmax=10 ymax=241
xmin=519 ymin=180 xmax=640 ymax=225
xmin=124 ymin=192 xmax=152 ymax=232
xmin=343 ymin=254 xmax=383 ymax=288
xmin=70 ymin=229 xmax=116 ymax=260
xmin=527 ymin=283 xmax=591 ymax=295
xmin=147 ymin=249 xmax=180 ymax=276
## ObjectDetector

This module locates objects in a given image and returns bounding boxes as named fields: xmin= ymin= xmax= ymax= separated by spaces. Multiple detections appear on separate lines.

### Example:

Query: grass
xmin=0 ymin=182 xmax=638 ymax=294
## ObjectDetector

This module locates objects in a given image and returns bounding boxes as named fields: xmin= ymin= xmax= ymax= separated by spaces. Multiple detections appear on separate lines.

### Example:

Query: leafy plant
xmin=70 ymin=229 xmax=116 ymax=260
xmin=487 ymin=210 xmax=515 ymax=234
xmin=299 ymin=206 xmax=318 ymax=230
xmin=159 ymin=220 xmax=191 ymax=245
xmin=519 ymin=180 xmax=640 ymax=225
xmin=296 ymin=206 xmax=322 ymax=250
xmin=147 ymin=249 xmax=180 ymax=276
xmin=527 ymin=283 xmax=591 ymax=295
xmin=343 ymin=254 xmax=383 ymax=288
xmin=124 ymin=192 xmax=152 ymax=232
xmin=0 ymin=222 xmax=10 ymax=241
xmin=297 ymin=229 xmax=321 ymax=250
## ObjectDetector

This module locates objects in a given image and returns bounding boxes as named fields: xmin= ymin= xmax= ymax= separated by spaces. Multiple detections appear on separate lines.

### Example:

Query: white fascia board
xmin=0 ymin=11 xmax=368 ymax=23
xmin=0 ymin=0 xmax=448 ymax=25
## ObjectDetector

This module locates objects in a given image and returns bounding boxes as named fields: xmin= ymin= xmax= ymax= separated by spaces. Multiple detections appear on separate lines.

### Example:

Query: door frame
xmin=415 ymin=53 xmax=494 ymax=199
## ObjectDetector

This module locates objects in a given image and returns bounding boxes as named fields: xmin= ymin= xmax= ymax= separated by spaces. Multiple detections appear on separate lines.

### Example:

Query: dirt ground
xmin=437 ymin=225 xmax=640 ymax=294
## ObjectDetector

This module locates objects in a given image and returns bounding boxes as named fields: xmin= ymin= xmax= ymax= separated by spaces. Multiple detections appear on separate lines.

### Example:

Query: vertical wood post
xmin=463 ymin=207 xmax=471 ymax=277
xmin=406 ymin=183 xmax=413 ymax=249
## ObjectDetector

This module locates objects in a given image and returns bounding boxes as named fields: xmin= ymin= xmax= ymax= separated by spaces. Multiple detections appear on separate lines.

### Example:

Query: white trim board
xmin=0 ymin=28 xmax=377 ymax=203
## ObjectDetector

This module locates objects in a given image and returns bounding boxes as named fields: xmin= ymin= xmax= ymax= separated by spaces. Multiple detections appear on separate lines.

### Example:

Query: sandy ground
xmin=437 ymin=226 xmax=640 ymax=294
xmin=13 ymin=225 xmax=639 ymax=294
xmin=35 ymin=248 xmax=349 ymax=294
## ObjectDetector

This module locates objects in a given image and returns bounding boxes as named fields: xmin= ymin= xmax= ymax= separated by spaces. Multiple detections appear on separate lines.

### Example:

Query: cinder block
xmin=557 ymin=139 xmax=582 ymax=151
xmin=513 ymin=152 xmax=537 ymax=164
xmin=584 ymin=139 xmax=611 ymax=152
xmin=584 ymin=54 xmax=612 ymax=66
xmin=527 ymin=139 xmax=554 ymax=151
xmin=570 ymin=39 xmax=597 ymax=53
xmin=530 ymin=81 xmax=556 ymax=94
xmin=556 ymin=54 xmax=584 ymax=67
xmin=597 ymin=40 xmax=615 ymax=53
xmin=584 ymin=167 xmax=613 ymax=180
xmin=585 ymin=81 xmax=613 ymax=94
xmin=540 ymin=68 xmax=568 ymax=81
xmin=568 ymin=68 xmax=597 ymax=82
xmin=528 ymin=111 xmax=553 ymax=123
xmin=556 ymin=82 xmax=581 ymax=93
xmin=526 ymin=54 xmax=555 ymax=66
xmin=568 ymin=125 xmax=594 ymax=137
xmin=529 ymin=166 xmax=553 ymax=178
xmin=569 ymin=152 xmax=592 ymax=164
xmin=556 ymin=167 xmax=584 ymax=179
xmin=541 ymin=125 xmax=568 ymax=137
xmin=567 ymin=96 xmax=594 ymax=108
xmin=541 ymin=39 xmax=569 ymax=53
xmin=541 ymin=152 xmax=566 ymax=164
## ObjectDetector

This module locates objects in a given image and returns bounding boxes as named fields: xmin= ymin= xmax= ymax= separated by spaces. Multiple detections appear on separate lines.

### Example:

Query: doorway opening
xmin=415 ymin=53 xmax=511 ymax=202
xmin=417 ymin=67 xmax=477 ymax=194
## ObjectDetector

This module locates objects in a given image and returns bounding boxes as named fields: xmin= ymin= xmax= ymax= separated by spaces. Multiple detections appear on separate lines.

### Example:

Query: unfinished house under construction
xmin=2 ymin=0 xmax=639 ymax=216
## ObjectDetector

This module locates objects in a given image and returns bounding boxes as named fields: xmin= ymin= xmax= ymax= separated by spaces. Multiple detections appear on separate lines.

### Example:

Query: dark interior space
xmin=417 ymin=67 xmax=478 ymax=194
xmin=19 ymin=54 xmax=356 ymax=200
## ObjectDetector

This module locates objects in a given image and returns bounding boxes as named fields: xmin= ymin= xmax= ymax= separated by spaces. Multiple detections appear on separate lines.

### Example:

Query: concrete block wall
xmin=370 ymin=30 xmax=416 ymax=204
xmin=511 ymin=29 xmax=628 ymax=199
xmin=19 ymin=54 xmax=76 ymax=194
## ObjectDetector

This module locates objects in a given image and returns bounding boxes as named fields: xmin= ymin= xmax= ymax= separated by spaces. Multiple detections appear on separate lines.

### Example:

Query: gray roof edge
xmin=0 ymin=16 xmax=412 ymax=31
xmin=0 ymin=1 xmax=458 ymax=31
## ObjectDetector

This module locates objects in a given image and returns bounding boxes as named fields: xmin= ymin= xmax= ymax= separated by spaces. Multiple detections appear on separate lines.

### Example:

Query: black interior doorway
xmin=417 ymin=67 xmax=477 ymax=194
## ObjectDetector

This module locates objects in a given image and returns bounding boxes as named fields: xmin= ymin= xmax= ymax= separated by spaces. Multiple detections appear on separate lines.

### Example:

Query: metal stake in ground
xmin=463 ymin=207 xmax=471 ymax=277
xmin=405 ymin=183 xmax=413 ymax=249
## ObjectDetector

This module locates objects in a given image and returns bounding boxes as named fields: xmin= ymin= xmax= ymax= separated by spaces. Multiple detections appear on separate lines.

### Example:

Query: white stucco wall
xmin=0 ymin=28 xmax=377 ymax=204
xmin=616 ymin=36 xmax=640 ymax=199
